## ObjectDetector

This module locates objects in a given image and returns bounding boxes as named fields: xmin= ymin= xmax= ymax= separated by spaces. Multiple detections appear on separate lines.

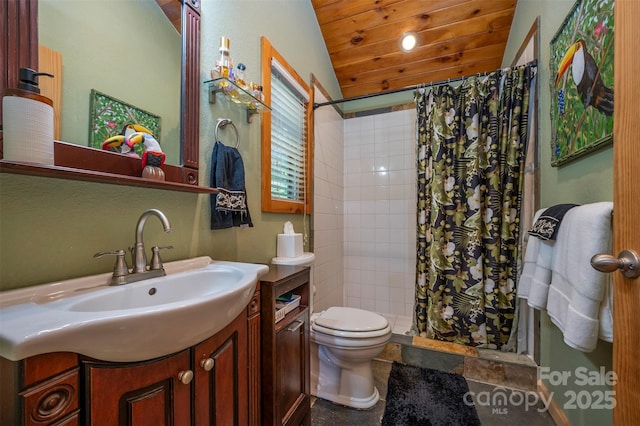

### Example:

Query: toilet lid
xmin=313 ymin=307 xmax=388 ymax=333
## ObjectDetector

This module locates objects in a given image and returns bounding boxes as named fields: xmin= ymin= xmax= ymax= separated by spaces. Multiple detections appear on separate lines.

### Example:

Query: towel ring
xmin=215 ymin=118 xmax=239 ymax=148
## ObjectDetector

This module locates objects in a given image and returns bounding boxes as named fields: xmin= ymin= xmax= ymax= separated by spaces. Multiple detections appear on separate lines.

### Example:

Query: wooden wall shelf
xmin=0 ymin=141 xmax=218 ymax=194
xmin=0 ymin=160 xmax=215 ymax=193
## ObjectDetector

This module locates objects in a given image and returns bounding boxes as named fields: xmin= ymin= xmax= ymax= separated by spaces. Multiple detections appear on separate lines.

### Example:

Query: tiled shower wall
xmin=312 ymin=95 xmax=416 ymax=318
xmin=311 ymin=90 xmax=345 ymax=313
xmin=343 ymin=108 xmax=417 ymax=317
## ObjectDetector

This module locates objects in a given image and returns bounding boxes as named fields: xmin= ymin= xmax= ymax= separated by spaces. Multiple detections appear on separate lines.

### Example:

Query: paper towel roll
xmin=3 ymin=93 xmax=54 ymax=165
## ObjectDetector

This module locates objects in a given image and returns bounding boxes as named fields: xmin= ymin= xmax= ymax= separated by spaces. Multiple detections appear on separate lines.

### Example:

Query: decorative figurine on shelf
xmin=127 ymin=130 xmax=166 ymax=181
xmin=101 ymin=123 xmax=166 ymax=181
xmin=101 ymin=123 xmax=147 ymax=156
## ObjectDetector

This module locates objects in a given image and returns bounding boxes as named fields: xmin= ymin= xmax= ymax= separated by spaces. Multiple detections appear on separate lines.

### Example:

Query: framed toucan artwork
xmin=549 ymin=0 xmax=614 ymax=166
xmin=88 ymin=89 xmax=161 ymax=155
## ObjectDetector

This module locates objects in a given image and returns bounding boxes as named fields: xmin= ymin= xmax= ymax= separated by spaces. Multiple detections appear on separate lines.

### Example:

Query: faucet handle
xmin=150 ymin=246 xmax=173 ymax=271
xmin=94 ymin=250 xmax=130 ymax=284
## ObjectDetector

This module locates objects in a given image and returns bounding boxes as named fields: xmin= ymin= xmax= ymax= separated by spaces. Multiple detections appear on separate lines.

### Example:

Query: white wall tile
xmin=343 ymin=108 xmax=417 ymax=318
xmin=316 ymin=102 xmax=417 ymax=320
xmin=312 ymin=89 xmax=345 ymax=312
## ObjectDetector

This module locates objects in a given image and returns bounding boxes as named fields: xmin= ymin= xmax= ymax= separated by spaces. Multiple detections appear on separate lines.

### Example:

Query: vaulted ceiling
xmin=155 ymin=0 xmax=181 ymax=33
xmin=311 ymin=0 xmax=517 ymax=99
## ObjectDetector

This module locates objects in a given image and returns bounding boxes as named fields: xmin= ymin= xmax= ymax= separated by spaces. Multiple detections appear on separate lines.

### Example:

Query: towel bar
xmin=215 ymin=118 xmax=240 ymax=148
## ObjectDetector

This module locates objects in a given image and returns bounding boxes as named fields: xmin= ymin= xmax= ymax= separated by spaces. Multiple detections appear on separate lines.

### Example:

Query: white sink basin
xmin=58 ymin=267 xmax=245 ymax=312
xmin=0 ymin=257 xmax=268 ymax=362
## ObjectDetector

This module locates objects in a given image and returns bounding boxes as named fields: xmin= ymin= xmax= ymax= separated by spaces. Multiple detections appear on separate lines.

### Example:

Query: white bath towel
xmin=518 ymin=209 xmax=554 ymax=309
xmin=546 ymin=202 xmax=613 ymax=352
xmin=598 ymin=276 xmax=614 ymax=343
xmin=517 ymin=209 xmax=542 ymax=299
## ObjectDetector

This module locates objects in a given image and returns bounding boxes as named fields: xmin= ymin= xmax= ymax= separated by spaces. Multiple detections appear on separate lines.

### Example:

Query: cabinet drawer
xmin=19 ymin=367 xmax=80 ymax=426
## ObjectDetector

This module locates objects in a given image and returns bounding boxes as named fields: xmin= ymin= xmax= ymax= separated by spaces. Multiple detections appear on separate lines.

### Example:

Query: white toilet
xmin=271 ymin=252 xmax=392 ymax=410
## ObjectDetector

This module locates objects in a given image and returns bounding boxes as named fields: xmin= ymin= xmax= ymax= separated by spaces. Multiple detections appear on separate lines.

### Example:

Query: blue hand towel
xmin=210 ymin=141 xmax=253 ymax=230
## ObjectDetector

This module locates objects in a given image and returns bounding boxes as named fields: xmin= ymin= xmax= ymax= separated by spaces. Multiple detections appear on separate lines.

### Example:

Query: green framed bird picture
xmin=88 ymin=89 xmax=161 ymax=155
xmin=550 ymin=0 xmax=614 ymax=166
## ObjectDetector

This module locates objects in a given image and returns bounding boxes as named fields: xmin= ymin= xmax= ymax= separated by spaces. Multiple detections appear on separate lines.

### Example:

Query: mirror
xmin=38 ymin=0 xmax=181 ymax=165
xmin=1 ymin=0 xmax=202 ymax=190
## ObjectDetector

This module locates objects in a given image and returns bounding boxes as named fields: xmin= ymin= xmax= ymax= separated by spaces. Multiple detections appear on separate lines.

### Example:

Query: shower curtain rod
xmin=312 ymin=60 xmax=537 ymax=110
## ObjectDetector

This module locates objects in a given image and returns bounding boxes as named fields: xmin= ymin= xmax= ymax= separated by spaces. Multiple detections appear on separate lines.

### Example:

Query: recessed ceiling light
xmin=400 ymin=31 xmax=419 ymax=53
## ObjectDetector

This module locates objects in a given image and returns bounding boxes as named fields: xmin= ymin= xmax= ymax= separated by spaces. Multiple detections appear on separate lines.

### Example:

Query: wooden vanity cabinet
xmin=260 ymin=265 xmax=311 ymax=426
xmin=247 ymin=281 xmax=262 ymax=426
xmin=1 ymin=287 xmax=260 ymax=426
xmin=192 ymin=310 xmax=248 ymax=426
xmin=83 ymin=349 xmax=192 ymax=425
xmin=0 ymin=352 xmax=81 ymax=425
xmin=84 ymin=308 xmax=250 ymax=426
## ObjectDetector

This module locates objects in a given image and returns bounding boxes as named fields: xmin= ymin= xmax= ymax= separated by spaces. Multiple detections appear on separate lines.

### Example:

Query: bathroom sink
xmin=58 ymin=266 xmax=245 ymax=312
xmin=0 ymin=257 xmax=268 ymax=362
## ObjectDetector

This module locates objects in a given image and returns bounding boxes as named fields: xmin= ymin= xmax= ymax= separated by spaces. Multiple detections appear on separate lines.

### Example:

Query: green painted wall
xmin=0 ymin=0 xmax=340 ymax=291
xmin=502 ymin=2 xmax=613 ymax=425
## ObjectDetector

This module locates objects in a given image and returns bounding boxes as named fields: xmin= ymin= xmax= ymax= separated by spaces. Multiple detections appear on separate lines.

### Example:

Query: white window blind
xmin=270 ymin=61 xmax=308 ymax=202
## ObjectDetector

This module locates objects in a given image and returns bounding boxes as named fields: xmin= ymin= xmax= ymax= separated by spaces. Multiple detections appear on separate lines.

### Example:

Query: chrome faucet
xmin=94 ymin=209 xmax=172 ymax=285
xmin=132 ymin=209 xmax=172 ymax=273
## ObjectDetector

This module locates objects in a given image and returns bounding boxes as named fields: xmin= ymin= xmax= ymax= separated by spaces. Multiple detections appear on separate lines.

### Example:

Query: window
xmin=261 ymin=37 xmax=313 ymax=214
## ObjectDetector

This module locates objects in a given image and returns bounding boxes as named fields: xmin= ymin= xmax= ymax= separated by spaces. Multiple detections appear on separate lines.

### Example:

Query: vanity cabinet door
xmin=275 ymin=310 xmax=310 ymax=426
xmin=261 ymin=265 xmax=311 ymax=426
xmin=192 ymin=310 xmax=248 ymax=426
xmin=83 ymin=350 xmax=192 ymax=426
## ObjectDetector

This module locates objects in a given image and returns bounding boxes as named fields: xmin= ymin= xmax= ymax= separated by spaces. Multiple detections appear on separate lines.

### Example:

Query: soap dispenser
xmin=2 ymin=68 xmax=55 ymax=164
xmin=17 ymin=68 xmax=53 ymax=94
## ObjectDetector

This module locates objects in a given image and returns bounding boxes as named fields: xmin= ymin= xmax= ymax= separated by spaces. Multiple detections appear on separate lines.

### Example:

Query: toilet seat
xmin=312 ymin=307 xmax=390 ymax=338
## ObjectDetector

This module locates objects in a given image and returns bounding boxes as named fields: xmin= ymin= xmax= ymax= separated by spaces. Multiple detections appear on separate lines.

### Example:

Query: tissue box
xmin=277 ymin=233 xmax=303 ymax=258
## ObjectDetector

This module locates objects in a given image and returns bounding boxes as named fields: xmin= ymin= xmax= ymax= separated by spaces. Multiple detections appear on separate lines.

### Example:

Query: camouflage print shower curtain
xmin=414 ymin=63 xmax=535 ymax=349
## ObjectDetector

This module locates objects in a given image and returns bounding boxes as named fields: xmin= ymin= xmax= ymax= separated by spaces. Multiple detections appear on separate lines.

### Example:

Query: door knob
xmin=590 ymin=249 xmax=640 ymax=278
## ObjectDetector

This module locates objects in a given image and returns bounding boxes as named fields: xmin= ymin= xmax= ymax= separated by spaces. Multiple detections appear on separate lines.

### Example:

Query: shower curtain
xmin=415 ymin=63 xmax=535 ymax=350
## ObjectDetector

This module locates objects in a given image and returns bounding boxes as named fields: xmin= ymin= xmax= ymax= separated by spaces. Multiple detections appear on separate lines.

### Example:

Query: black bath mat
xmin=382 ymin=362 xmax=481 ymax=426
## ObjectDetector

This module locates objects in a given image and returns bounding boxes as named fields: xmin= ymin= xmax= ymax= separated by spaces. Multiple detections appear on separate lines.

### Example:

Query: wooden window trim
xmin=260 ymin=36 xmax=313 ymax=214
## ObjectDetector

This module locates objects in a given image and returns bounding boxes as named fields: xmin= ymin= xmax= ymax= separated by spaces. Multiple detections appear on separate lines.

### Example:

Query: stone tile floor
xmin=310 ymin=333 xmax=556 ymax=426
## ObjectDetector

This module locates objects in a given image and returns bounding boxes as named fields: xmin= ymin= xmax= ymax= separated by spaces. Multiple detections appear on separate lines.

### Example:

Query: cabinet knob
xmin=178 ymin=370 xmax=193 ymax=384
xmin=200 ymin=357 xmax=215 ymax=371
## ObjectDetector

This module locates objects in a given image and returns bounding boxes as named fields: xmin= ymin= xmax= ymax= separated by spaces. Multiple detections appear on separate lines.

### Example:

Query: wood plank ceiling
xmin=155 ymin=0 xmax=182 ymax=33
xmin=311 ymin=0 xmax=517 ymax=99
